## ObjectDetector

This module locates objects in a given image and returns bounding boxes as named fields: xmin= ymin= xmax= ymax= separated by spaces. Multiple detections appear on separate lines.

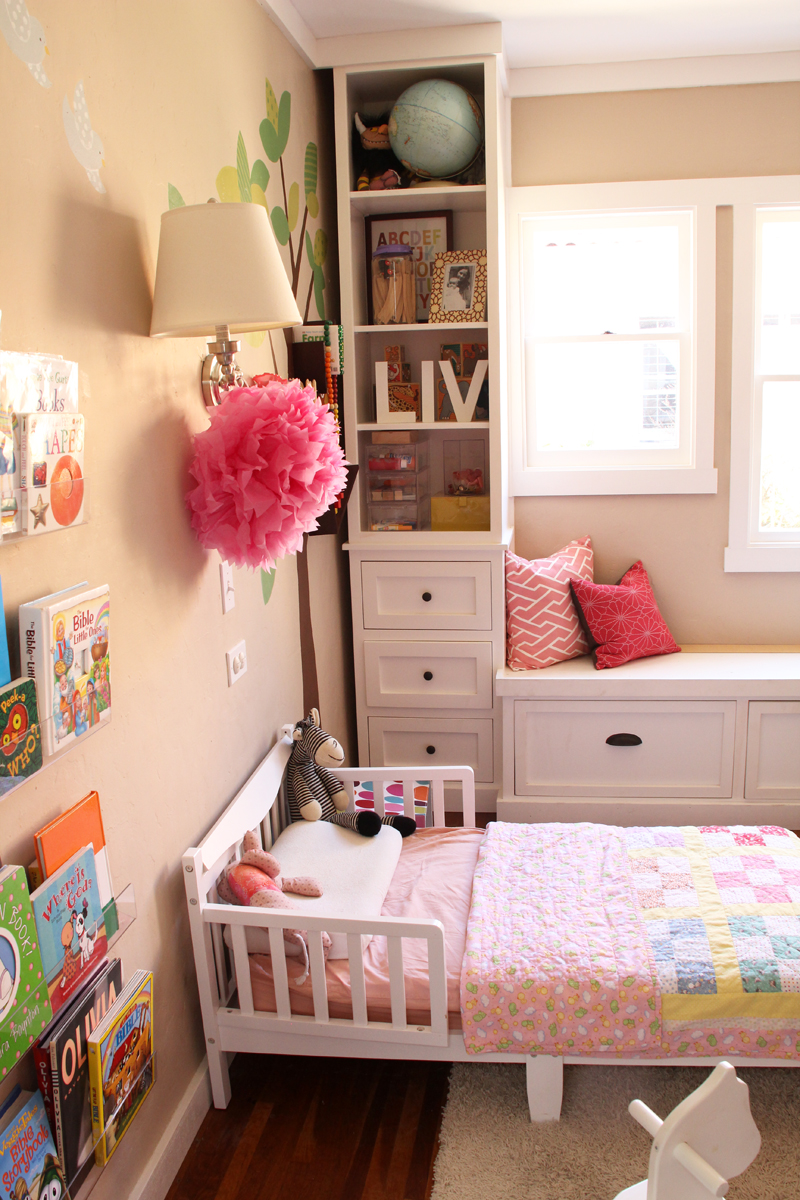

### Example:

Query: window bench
xmin=496 ymin=651 xmax=800 ymax=827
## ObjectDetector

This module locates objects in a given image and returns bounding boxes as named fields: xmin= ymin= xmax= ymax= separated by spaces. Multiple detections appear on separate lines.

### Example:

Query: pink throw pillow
xmin=506 ymin=538 xmax=593 ymax=670
xmin=570 ymin=560 xmax=680 ymax=670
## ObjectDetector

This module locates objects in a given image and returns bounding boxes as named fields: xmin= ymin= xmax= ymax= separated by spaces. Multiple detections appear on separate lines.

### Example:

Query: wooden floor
xmin=166 ymin=1054 xmax=451 ymax=1200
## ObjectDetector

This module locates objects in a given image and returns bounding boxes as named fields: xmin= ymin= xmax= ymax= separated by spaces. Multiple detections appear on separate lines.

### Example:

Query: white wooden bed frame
xmin=183 ymin=733 xmax=799 ymax=1123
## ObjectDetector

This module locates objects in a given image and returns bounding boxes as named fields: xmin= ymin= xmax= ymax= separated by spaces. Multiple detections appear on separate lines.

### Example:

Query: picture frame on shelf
xmin=429 ymin=250 xmax=488 ymax=323
xmin=365 ymin=210 xmax=453 ymax=324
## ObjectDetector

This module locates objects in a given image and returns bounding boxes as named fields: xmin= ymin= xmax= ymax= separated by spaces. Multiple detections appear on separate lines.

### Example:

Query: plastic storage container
xmin=368 ymin=469 xmax=429 ymax=504
xmin=366 ymin=440 xmax=428 ymax=474
xmin=368 ymin=498 xmax=430 ymax=531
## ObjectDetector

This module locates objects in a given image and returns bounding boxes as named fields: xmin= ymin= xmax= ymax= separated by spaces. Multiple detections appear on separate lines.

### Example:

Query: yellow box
xmin=431 ymin=494 xmax=490 ymax=532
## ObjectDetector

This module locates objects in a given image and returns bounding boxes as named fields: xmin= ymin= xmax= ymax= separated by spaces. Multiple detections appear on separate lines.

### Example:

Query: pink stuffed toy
xmin=217 ymin=831 xmax=330 ymax=983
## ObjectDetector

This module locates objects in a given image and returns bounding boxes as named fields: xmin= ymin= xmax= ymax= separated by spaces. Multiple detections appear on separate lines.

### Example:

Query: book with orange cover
xmin=35 ymin=791 xmax=118 ymax=938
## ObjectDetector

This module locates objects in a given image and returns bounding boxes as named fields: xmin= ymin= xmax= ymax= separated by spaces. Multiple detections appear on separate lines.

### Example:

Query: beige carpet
xmin=431 ymin=1063 xmax=800 ymax=1200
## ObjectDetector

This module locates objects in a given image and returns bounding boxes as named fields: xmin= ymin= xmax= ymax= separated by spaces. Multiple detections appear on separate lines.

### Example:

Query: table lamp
xmin=150 ymin=200 xmax=302 ymax=406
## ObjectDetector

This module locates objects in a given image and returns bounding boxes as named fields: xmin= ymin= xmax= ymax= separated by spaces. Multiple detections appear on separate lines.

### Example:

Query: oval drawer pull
xmin=422 ymin=591 xmax=432 ymax=602
xmin=423 ymin=670 xmax=433 ymax=681
xmin=426 ymin=745 xmax=436 ymax=755
xmin=606 ymin=733 xmax=643 ymax=747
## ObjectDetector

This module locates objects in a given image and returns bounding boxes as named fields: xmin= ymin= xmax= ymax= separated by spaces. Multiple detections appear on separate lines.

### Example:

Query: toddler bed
xmin=183 ymin=732 xmax=800 ymax=1122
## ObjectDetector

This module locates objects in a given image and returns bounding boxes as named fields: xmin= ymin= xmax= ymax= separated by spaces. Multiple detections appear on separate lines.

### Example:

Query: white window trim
xmin=725 ymin=177 xmax=800 ymax=573
xmin=507 ymin=178 xmax=721 ymax=496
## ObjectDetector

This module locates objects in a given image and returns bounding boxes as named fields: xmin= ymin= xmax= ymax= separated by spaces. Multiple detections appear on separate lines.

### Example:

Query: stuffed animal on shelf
xmin=287 ymin=709 xmax=416 ymax=838
xmin=217 ymin=830 xmax=330 ymax=984
xmin=353 ymin=113 xmax=409 ymax=191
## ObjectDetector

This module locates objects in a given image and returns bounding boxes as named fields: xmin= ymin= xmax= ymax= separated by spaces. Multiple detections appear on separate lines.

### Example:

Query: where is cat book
xmin=88 ymin=969 xmax=153 ymax=1165
xmin=19 ymin=583 xmax=111 ymax=757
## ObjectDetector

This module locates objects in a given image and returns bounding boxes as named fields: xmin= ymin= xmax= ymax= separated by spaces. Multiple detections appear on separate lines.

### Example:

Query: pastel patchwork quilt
xmin=461 ymin=822 xmax=800 ymax=1060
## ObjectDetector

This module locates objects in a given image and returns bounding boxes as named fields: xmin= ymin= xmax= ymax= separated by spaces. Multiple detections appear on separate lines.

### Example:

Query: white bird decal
xmin=0 ymin=0 xmax=51 ymax=87
xmin=63 ymin=81 xmax=106 ymax=194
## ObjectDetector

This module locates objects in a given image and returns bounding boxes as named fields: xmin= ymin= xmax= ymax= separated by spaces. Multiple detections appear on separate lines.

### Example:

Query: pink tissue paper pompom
xmin=186 ymin=381 xmax=348 ymax=570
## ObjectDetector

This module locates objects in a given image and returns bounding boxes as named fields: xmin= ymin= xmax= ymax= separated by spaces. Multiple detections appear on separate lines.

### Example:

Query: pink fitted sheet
xmin=249 ymin=826 xmax=483 ymax=1028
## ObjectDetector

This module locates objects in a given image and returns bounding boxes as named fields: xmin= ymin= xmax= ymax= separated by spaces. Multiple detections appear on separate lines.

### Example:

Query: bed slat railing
xmin=387 ymin=937 xmax=406 ymax=1028
xmin=231 ymin=923 xmax=254 ymax=1015
xmin=330 ymin=765 xmax=475 ymax=828
xmin=347 ymin=933 xmax=368 ymax=1027
xmin=308 ymin=930 xmax=330 ymax=1023
xmin=268 ymin=927 xmax=292 ymax=1019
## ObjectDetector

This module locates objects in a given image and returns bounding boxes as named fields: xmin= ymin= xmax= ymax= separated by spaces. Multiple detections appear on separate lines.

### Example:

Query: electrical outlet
xmin=219 ymin=561 xmax=235 ymax=614
xmin=226 ymin=640 xmax=247 ymax=686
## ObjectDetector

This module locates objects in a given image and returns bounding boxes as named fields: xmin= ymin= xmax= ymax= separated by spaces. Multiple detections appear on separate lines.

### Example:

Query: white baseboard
xmin=130 ymin=1058 xmax=212 ymax=1200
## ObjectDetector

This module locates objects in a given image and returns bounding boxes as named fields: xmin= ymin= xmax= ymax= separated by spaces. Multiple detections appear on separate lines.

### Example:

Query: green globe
xmin=389 ymin=79 xmax=483 ymax=179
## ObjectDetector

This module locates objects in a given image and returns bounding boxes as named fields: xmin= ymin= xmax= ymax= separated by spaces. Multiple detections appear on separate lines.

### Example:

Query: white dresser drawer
xmin=364 ymin=640 xmax=493 ymax=709
xmin=514 ymin=700 xmax=736 ymax=798
xmin=361 ymin=560 xmax=492 ymax=630
xmin=745 ymin=702 xmax=800 ymax=801
xmin=368 ymin=718 xmax=494 ymax=782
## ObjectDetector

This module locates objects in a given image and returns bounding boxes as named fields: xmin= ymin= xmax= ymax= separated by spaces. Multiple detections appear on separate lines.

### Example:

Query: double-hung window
xmin=726 ymin=180 xmax=800 ymax=572
xmin=507 ymin=181 xmax=718 ymax=495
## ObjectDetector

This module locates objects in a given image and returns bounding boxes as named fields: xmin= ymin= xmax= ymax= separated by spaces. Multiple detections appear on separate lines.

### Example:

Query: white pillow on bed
xmin=228 ymin=820 xmax=403 ymax=960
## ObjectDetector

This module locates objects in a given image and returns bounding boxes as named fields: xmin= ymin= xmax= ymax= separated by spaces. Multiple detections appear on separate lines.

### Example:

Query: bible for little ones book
xmin=19 ymin=583 xmax=111 ymax=756
xmin=0 ymin=865 xmax=54 ymax=1076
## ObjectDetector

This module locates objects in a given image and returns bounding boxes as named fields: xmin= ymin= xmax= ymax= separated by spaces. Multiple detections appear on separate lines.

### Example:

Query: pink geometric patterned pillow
xmin=506 ymin=538 xmax=593 ymax=670
xmin=570 ymin=560 xmax=680 ymax=670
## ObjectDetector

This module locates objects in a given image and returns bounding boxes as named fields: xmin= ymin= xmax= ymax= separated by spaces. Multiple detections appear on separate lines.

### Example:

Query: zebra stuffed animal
xmin=286 ymin=710 xmax=416 ymax=838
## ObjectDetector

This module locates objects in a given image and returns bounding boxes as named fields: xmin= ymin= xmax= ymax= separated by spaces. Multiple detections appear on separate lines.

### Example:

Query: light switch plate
xmin=226 ymin=640 xmax=247 ymax=686
xmin=219 ymin=562 xmax=235 ymax=613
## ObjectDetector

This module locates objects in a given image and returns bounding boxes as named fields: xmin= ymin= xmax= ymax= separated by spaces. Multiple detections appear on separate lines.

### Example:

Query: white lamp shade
xmin=150 ymin=202 xmax=302 ymax=337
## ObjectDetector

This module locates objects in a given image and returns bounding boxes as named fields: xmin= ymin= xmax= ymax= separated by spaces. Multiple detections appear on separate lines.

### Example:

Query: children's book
xmin=31 ymin=847 xmax=108 ymax=1019
xmin=19 ymin=583 xmax=110 ymax=756
xmin=87 ymin=970 xmax=153 ymax=1165
xmin=0 ymin=1089 xmax=68 ymax=1200
xmin=20 ymin=413 xmax=85 ymax=536
xmin=48 ymin=958 xmax=122 ymax=1192
xmin=0 ymin=865 xmax=54 ymax=1076
xmin=0 ymin=578 xmax=11 ymax=688
xmin=0 ymin=352 xmax=79 ymax=415
xmin=0 ymin=410 xmax=21 ymax=537
xmin=35 ymin=793 xmax=118 ymax=940
xmin=0 ymin=679 xmax=42 ymax=783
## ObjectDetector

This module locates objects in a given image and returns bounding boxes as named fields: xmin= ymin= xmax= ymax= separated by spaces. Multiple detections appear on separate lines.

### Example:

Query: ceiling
xmin=284 ymin=0 xmax=800 ymax=70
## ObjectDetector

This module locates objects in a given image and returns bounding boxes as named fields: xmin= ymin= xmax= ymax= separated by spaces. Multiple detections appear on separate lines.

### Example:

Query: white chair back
xmin=613 ymin=1062 xmax=761 ymax=1200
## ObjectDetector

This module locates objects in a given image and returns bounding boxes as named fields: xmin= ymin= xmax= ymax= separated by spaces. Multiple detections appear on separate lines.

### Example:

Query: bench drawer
xmin=745 ymin=702 xmax=800 ymax=801
xmin=368 ymin=718 xmax=494 ymax=782
xmin=361 ymin=560 xmax=492 ymax=630
xmin=364 ymin=640 xmax=493 ymax=709
xmin=514 ymin=700 xmax=736 ymax=798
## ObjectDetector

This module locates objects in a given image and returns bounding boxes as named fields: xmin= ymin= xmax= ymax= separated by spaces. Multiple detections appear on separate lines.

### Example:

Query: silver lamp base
xmin=201 ymin=325 xmax=245 ymax=407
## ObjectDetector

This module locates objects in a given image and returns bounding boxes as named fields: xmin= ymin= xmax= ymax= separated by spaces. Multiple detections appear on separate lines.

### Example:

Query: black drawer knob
xmin=423 ymin=671 xmax=433 ymax=681
xmin=422 ymin=591 xmax=432 ymax=602
xmin=606 ymin=733 xmax=643 ymax=747
xmin=426 ymin=745 xmax=436 ymax=755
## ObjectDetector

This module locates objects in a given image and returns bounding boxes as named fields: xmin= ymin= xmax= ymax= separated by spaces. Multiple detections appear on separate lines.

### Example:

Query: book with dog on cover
xmin=31 ymin=846 xmax=107 ymax=1018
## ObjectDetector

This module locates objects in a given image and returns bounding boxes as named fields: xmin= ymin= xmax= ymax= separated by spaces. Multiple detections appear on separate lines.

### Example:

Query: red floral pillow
xmin=570 ymin=560 xmax=680 ymax=670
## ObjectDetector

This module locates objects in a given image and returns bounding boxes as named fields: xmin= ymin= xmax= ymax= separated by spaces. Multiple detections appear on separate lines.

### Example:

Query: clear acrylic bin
xmin=368 ymin=468 xmax=429 ymax=503
xmin=368 ymin=497 xmax=430 ymax=531
xmin=365 ymin=441 xmax=428 ymax=473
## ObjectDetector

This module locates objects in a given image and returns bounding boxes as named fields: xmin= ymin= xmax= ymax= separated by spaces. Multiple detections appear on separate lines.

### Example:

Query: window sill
xmin=724 ymin=543 xmax=800 ymax=573
xmin=511 ymin=465 xmax=718 ymax=497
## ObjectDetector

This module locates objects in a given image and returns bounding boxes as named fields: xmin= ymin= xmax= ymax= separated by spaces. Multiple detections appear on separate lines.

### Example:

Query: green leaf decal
xmin=313 ymin=229 xmax=328 ymax=267
xmin=306 ymin=192 xmax=319 ymax=220
xmin=216 ymin=166 xmax=240 ymax=203
xmin=261 ymin=568 xmax=276 ymax=604
xmin=236 ymin=133 xmax=251 ymax=203
xmin=271 ymin=206 xmax=290 ymax=246
xmin=305 ymin=230 xmax=315 ymax=269
xmin=167 ymin=184 xmax=185 ymax=209
xmin=251 ymin=159 xmax=270 ymax=192
xmin=287 ymin=181 xmax=299 ymax=232
xmin=276 ymin=90 xmax=291 ymax=158
xmin=264 ymin=77 xmax=279 ymax=131
xmin=260 ymin=117 xmax=282 ymax=164
xmin=304 ymin=142 xmax=318 ymax=198
xmin=313 ymin=267 xmax=326 ymax=320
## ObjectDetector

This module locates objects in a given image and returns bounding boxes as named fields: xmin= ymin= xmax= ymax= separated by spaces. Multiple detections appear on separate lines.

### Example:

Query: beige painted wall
xmin=0 ymin=1 xmax=350 ymax=1195
xmin=511 ymin=83 xmax=800 ymax=644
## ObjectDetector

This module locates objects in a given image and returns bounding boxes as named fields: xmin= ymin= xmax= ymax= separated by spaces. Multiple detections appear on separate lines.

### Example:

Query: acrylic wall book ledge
xmin=0 ymin=710 xmax=111 ymax=802
xmin=71 ymin=1048 xmax=155 ymax=1200
xmin=0 ymin=480 xmax=90 ymax=542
